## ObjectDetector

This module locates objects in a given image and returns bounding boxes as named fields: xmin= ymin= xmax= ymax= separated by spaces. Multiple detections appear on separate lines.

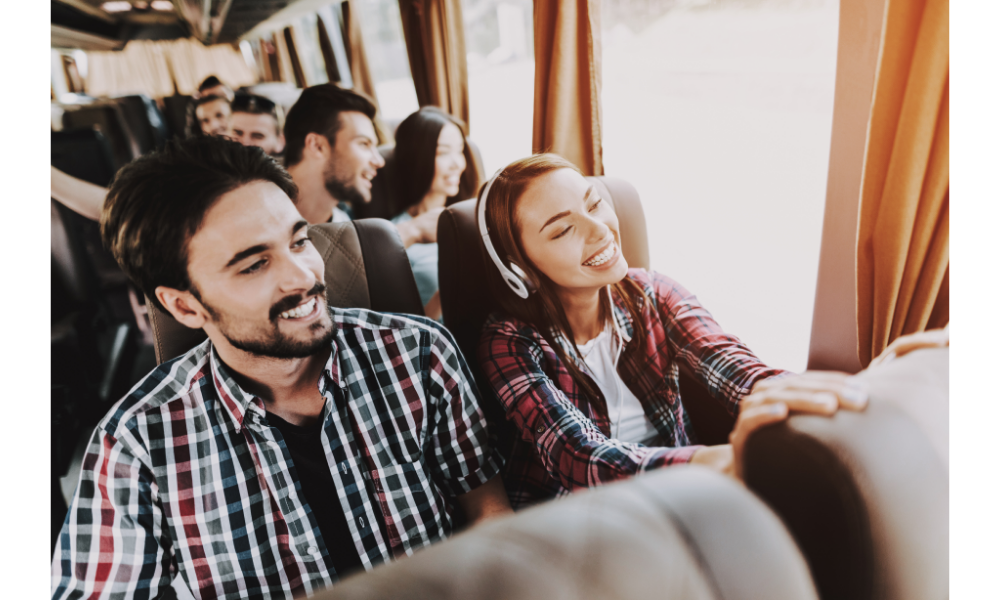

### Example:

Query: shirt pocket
xmin=369 ymin=461 xmax=444 ymax=557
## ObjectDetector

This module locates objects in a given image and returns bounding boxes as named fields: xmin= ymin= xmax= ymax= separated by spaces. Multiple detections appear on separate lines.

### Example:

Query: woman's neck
xmin=409 ymin=191 xmax=448 ymax=216
xmin=558 ymin=286 xmax=605 ymax=345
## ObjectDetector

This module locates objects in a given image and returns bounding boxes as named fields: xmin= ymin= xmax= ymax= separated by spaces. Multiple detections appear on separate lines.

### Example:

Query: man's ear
xmin=304 ymin=132 xmax=329 ymax=160
xmin=155 ymin=286 xmax=210 ymax=330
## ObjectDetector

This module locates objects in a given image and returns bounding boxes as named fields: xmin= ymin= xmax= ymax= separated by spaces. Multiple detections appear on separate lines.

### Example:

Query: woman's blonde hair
xmin=477 ymin=153 xmax=650 ymax=412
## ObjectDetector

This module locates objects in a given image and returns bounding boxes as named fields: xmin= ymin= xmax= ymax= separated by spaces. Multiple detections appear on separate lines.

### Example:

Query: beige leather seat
xmin=743 ymin=347 xmax=949 ymax=600
xmin=312 ymin=466 xmax=819 ymax=600
xmin=148 ymin=219 xmax=424 ymax=364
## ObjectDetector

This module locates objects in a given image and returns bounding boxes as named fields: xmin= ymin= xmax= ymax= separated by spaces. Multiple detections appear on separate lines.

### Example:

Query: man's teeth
xmin=584 ymin=246 xmax=615 ymax=267
xmin=280 ymin=298 xmax=317 ymax=319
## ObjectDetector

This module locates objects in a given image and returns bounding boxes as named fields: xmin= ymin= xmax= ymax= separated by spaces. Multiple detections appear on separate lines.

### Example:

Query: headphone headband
xmin=477 ymin=166 xmax=535 ymax=299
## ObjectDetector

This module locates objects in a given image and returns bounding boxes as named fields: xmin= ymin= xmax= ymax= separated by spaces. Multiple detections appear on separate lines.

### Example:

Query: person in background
xmin=50 ymin=166 xmax=105 ymax=221
xmin=197 ymin=74 xmax=234 ymax=102
xmin=230 ymin=93 xmax=286 ymax=157
xmin=193 ymin=94 xmax=232 ymax=137
xmin=283 ymin=84 xmax=440 ymax=247
xmin=390 ymin=107 xmax=470 ymax=321
xmin=52 ymin=137 xmax=510 ymax=600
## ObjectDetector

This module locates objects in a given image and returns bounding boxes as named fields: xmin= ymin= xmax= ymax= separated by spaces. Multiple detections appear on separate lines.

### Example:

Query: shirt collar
xmin=550 ymin=287 xmax=634 ymax=361
xmin=209 ymin=335 xmax=344 ymax=432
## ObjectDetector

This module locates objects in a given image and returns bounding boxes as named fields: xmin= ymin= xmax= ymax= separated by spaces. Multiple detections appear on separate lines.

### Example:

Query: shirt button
xmin=358 ymin=516 xmax=366 ymax=529
xmin=307 ymin=545 xmax=319 ymax=555
xmin=535 ymin=424 xmax=545 ymax=434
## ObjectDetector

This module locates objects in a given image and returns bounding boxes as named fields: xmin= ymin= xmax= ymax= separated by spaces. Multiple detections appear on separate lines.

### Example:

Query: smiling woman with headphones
xmin=475 ymin=154 xmax=875 ymax=510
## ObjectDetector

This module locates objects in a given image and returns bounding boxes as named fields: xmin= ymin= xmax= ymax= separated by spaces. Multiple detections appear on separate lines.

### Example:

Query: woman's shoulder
xmin=623 ymin=268 xmax=694 ymax=308
xmin=482 ymin=311 xmax=541 ymax=339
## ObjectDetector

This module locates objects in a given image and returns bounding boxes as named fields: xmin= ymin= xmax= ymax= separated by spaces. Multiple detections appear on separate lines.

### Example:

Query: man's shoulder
xmin=99 ymin=339 xmax=214 ymax=439
xmin=333 ymin=307 xmax=451 ymax=341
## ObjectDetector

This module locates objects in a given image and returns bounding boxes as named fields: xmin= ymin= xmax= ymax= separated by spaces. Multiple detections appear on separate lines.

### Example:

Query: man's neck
xmin=211 ymin=337 xmax=331 ymax=425
xmin=287 ymin=162 xmax=341 ymax=224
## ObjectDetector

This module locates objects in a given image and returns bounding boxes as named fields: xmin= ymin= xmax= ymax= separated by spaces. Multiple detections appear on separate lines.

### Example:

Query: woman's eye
xmin=241 ymin=259 xmax=266 ymax=275
xmin=589 ymin=198 xmax=603 ymax=212
xmin=553 ymin=226 xmax=572 ymax=240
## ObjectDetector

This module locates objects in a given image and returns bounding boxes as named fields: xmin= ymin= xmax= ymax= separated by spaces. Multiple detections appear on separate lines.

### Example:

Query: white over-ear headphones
xmin=477 ymin=166 xmax=537 ymax=299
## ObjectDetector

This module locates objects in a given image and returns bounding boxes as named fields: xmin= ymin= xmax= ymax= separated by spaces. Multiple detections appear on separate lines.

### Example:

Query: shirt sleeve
xmin=479 ymin=321 xmax=700 ymax=493
xmin=52 ymin=426 xmax=173 ymax=600
xmin=423 ymin=323 xmax=504 ymax=496
xmin=649 ymin=271 xmax=789 ymax=416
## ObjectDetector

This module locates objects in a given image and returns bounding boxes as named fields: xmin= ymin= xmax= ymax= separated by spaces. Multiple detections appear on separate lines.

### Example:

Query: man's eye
xmin=553 ymin=226 xmax=572 ymax=240
xmin=292 ymin=237 xmax=310 ymax=249
xmin=241 ymin=259 xmax=266 ymax=274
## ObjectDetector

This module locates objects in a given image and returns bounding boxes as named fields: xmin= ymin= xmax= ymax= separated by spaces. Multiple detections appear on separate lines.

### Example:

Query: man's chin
xmin=227 ymin=323 xmax=335 ymax=360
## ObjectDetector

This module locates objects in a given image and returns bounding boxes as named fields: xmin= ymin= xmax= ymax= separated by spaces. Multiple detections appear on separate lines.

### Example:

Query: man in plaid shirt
xmin=52 ymin=137 xmax=510 ymax=599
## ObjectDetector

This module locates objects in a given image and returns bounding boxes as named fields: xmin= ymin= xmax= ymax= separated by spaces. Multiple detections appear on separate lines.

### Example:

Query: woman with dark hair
xmin=474 ymin=154 xmax=941 ymax=510
xmin=390 ymin=106 xmax=470 ymax=320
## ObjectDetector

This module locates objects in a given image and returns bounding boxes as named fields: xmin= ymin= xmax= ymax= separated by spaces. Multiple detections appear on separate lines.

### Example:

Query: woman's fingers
xmin=749 ymin=372 xmax=868 ymax=411
xmin=870 ymin=327 xmax=950 ymax=367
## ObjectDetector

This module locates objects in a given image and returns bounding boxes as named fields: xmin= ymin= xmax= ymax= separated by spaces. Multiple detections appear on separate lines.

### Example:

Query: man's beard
xmin=197 ymin=282 xmax=336 ymax=359
xmin=322 ymin=160 xmax=367 ymax=207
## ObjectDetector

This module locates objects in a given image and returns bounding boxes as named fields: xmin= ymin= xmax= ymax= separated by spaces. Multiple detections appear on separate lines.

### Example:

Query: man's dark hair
xmin=193 ymin=94 xmax=229 ymax=110
xmin=198 ymin=75 xmax=224 ymax=93
xmin=100 ymin=136 xmax=298 ymax=312
xmin=283 ymin=84 xmax=377 ymax=167
xmin=231 ymin=93 xmax=284 ymax=132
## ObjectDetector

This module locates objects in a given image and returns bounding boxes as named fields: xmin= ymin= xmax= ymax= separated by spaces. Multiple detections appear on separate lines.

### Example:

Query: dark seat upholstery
xmin=147 ymin=219 xmax=424 ymax=364
xmin=114 ymin=95 xmax=169 ymax=154
xmin=311 ymin=466 xmax=818 ymax=600
xmin=161 ymin=95 xmax=194 ymax=140
xmin=743 ymin=347 xmax=949 ymax=600
xmin=355 ymin=139 xmax=486 ymax=221
xmin=62 ymin=103 xmax=139 ymax=170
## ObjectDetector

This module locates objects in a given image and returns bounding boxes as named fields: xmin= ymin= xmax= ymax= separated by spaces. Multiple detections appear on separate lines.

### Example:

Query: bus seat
xmin=114 ymin=95 xmax=169 ymax=154
xmin=62 ymin=103 xmax=139 ymax=170
xmin=147 ymin=219 xmax=425 ymax=365
xmin=743 ymin=347 xmax=948 ymax=600
xmin=310 ymin=466 xmax=818 ymax=600
xmin=357 ymin=138 xmax=486 ymax=221
xmin=161 ymin=95 xmax=194 ymax=140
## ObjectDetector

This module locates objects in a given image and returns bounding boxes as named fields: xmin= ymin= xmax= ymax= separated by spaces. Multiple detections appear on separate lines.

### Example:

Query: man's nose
xmin=372 ymin=148 xmax=386 ymax=169
xmin=277 ymin=253 xmax=317 ymax=293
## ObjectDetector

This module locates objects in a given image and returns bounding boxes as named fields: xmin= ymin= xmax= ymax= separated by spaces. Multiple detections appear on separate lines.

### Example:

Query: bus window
xmin=462 ymin=0 xmax=534 ymax=174
xmin=601 ymin=0 xmax=840 ymax=372
xmin=354 ymin=0 xmax=419 ymax=124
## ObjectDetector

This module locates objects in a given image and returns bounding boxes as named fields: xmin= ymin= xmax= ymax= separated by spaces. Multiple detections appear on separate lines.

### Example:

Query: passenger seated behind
xmin=197 ymin=74 xmax=234 ymax=102
xmin=193 ymin=94 xmax=231 ymax=137
xmin=390 ymin=107 xmax=469 ymax=321
xmin=283 ymin=84 xmax=441 ymax=247
xmin=230 ymin=93 xmax=286 ymax=157
xmin=52 ymin=137 xmax=510 ymax=600
xmin=475 ymin=154 xmax=932 ymax=510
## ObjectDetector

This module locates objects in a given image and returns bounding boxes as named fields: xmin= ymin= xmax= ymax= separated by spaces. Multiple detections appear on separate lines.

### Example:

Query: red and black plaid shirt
xmin=478 ymin=269 xmax=787 ymax=509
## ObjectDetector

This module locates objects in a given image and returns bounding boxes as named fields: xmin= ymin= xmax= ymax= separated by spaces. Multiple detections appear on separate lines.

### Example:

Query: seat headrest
xmin=147 ymin=219 xmax=424 ymax=365
xmin=312 ymin=466 xmax=817 ymax=600
xmin=743 ymin=348 xmax=948 ymax=600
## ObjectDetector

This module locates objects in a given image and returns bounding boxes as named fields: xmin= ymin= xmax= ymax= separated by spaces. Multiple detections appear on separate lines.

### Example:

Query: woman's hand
xmin=727 ymin=372 xmax=870 ymax=479
xmin=869 ymin=325 xmax=949 ymax=368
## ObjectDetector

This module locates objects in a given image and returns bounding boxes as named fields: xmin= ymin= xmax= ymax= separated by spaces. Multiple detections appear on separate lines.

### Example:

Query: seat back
xmin=743 ymin=348 xmax=948 ymax=600
xmin=62 ymin=103 xmax=139 ymax=169
xmin=311 ymin=466 xmax=818 ymax=600
xmin=148 ymin=219 xmax=424 ymax=364
xmin=114 ymin=95 xmax=169 ymax=154
xmin=161 ymin=95 xmax=194 ymax=140
xmin=356 ymin=138 xmax=486 ymax=221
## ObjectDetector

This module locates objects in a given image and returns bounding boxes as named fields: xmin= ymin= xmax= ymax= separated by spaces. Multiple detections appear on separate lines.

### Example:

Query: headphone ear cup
xmin=508 ymin=262 xmax=537 ymax=294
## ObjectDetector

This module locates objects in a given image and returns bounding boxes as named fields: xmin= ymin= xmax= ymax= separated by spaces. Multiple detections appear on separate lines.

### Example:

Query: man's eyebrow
xmin=226 ymin=244 xmax=269 ymax=269
xmin=226 ymin=221 xmax=308 ymax=268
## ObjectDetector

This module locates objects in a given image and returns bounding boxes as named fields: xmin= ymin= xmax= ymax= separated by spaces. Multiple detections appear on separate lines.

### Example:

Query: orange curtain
xmin=856 ymin=0 xmax=949 ymax=366
xmin=341 ymin=0 xmax=392 ymax=143
xmin=532 ymin=0 xmax=602 ymax=176
xmin=397 ymin=0 xmax=470 ymax=126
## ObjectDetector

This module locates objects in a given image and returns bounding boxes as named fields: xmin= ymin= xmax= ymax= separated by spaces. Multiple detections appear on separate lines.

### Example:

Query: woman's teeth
xmin=280 ymin=297 xmax=317 ymax=319
xmin=584 ymin=245 xmax=616 ymax=267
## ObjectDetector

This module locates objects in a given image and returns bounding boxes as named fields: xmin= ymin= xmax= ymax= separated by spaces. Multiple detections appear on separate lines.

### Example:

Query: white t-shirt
xmin=576 ymin=327 xmax=659 ymax=445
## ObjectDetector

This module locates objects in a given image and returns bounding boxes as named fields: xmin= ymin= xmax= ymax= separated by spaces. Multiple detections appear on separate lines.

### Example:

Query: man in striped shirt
xmin=52 ymin=137 xmax=510 ymax=599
